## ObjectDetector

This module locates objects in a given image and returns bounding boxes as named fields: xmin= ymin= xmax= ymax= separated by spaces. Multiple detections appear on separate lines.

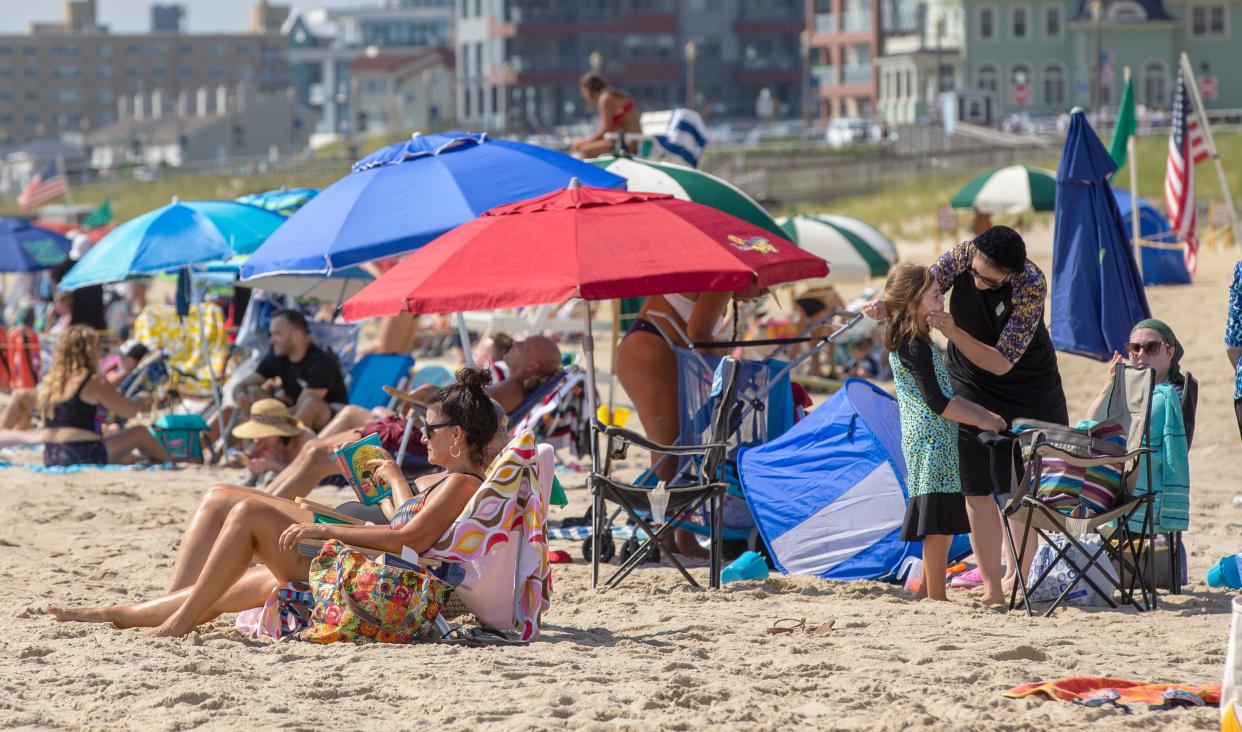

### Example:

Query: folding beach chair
xmin=590 ymin=356 xmax=741 ymax=591
xmin=996 ymin=364 xmax=1159 ymax=616
xmin=346 ymin=354 xmax=415 ymax=411
xmin=298 ymin=430 xmax=553 ymax=641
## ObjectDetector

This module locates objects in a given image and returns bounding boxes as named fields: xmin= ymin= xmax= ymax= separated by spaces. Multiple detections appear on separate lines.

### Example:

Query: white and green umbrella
xmin=778 ymin=214 xmax=898 ymax=283
xmin=949 ymin=164 xmax=1056 ymax=214
xmin=586 ymin=155 xmax=788 ymax=241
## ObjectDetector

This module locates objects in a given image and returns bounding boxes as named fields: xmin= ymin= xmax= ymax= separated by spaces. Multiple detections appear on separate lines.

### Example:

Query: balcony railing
xmin=843 ymin=65 xmax=872 ymax=84
xmin=812 ymin=65 xmax=837 ymax=87
xmin=814 ymin=13 xmax=836 ymax=32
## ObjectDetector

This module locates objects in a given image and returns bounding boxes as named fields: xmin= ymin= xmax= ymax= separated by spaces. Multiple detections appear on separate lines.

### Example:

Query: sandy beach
xmin=1 ymin=232 xmax=1238 ymax=731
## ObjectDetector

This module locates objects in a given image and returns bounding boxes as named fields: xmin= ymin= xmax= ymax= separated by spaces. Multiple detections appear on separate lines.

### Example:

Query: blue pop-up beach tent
xmin=1112 ymin=189 xmax=1192 ymax=286
xmin=1051 ymin=110 xmax=1151 ymax=361
xmin=738 ymin=379 xmax=970 ymax=581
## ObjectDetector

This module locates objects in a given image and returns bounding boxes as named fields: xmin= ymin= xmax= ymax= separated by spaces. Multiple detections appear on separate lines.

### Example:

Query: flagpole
xmin=57 ymin=156 xmax=74 ymax=206
xmin=1123 ymin=67 xmax=1143 ymax=279
xmin=1180 ymin=53 xmax=1241 ymax=249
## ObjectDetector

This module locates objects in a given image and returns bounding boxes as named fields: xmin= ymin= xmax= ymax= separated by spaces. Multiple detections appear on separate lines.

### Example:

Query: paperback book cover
xmin=329 ymin=432 xmax=391 ymax=506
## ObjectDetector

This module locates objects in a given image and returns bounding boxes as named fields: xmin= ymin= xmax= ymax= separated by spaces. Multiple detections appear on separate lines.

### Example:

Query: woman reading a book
xmin=47 ymin=367 xmax=500 ymax=638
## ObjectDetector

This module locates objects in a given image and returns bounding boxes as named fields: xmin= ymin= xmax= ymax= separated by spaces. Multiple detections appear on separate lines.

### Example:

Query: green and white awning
xmin=949 ymin=165 xmax=1056 ymax=214
xmin=778 ymin=214 xmax=898 ymax=283
xmin=587 ymin=155 xmax=788 ymax=241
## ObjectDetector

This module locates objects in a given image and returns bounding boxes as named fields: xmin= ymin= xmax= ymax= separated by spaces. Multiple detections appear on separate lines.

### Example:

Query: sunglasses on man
xmin=1125 ymin=340 xmax=1167 ymax=356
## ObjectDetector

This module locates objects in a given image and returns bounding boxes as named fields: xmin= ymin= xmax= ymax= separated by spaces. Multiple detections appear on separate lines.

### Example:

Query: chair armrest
xmin=602 ymin=425 xmax=727 ymax=457
xmin=383 ymin=385 xmax=430 ymax=407
xmin=1032 ymin=443 xmax=1153 ymax=468
xmin=295 ymin=538 xmax=438 ymax=567
xmin=294 ymin=498 xmax=366 ymax=525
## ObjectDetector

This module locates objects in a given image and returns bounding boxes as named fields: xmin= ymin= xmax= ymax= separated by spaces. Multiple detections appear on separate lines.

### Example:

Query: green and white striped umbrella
xmin=949 ymin=164 xmax=1056 ymax=214
xmin=777 ymin=214 xmax=898 ymax=283
xmin=586 ymin=155 xmax=787 ymax=241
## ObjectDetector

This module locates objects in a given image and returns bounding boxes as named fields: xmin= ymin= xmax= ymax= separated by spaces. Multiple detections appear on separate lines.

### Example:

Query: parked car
xmin=825 ymin=117 xmax=881 ymax=148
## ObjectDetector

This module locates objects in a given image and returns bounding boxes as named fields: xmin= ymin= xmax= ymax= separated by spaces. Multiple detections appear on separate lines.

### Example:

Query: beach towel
xmin=1126 ymin=382 xmax=1190 ymax=533
xmin=0 ymin=459 xmax=178 ymax=474
xmin=1005 ymin=676 xmax=1220 ymax=708
xmin=509 ymin=369 xmax=588 ymax=457
xmin=132 ymin=303 xmax=228 ymax=394
xmin=423 ymin=431 xmax=551 ymax=641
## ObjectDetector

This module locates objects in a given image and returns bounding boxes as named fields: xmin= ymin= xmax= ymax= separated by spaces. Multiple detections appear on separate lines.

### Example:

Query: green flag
xmin=81 ymin=198 xmax=112 ymax=228
xmin=1108 ymin=78 xmax=1136 ymax=174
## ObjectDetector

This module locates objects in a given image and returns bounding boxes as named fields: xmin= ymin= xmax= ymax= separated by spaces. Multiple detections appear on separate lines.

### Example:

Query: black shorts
xmin=44 ymin=440 xmax=108 ymax=467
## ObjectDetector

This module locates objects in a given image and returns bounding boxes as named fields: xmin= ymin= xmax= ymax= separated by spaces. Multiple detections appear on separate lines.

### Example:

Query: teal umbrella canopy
xmin=60 ymin=199 xmax=285 ymax=290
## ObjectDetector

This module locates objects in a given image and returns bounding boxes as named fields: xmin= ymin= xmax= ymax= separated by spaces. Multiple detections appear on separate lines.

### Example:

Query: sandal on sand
xmin=766 ymin=618 xmax=806 ymax=635
xmin=766 ymin=618 xmax=835 ymax=636
xmin=440 ymin=626 xmax=530 ymax=647
xmin=949 ymin=567 xmax=983 ymax=589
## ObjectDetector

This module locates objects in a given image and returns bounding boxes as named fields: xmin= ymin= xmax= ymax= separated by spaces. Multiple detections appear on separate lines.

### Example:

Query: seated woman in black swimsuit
xmin=39 ymin=325 xmax=171 ymax=467
xmin=47 ymin=367 xmax=500 ymax=637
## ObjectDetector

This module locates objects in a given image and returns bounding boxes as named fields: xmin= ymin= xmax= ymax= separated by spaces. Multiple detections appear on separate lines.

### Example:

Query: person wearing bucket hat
xmin=233 ymin=399 xmax=314 ymax=482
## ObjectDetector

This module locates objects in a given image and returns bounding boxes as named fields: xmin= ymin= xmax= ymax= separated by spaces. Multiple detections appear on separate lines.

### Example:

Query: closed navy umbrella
xmin=1050 ymin=110 xmax=1151 ymax=360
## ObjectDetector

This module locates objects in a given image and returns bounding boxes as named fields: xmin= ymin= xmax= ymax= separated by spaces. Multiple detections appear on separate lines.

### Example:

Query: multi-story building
xmin=456 ymin=0 xmax=807 ymax=133
xmin=952 ymin=0 xmax=1242 ymax=121
xmin=0 ymin=1 xmax=290 ymax=147
xmin=806 ymin=0 xmax=884 ymax=118
xmin=285 ymin=0 xmax=456 ymax=138
xmin=349 ymin=48 xmax=456 ymax=135
xmin=875 ymin=0 xmax=965 ymax=123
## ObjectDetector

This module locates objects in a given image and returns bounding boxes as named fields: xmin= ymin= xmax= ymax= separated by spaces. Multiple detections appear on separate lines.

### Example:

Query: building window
xmin=1043 ymin=62 xmax=1065 ymax=106
xmin=53 ymin=90 xmax=82 ymax=104
xmin=96 ymin=67 xmax=112 ymax=80
xmin=24 ymin=68 xmax=40 ymax=79
xmin=1190 ymin=4 xmax=1228 ymax=37
xmin=1143 ymin=60 xmax=1168 ymax=106
xmin=25 ymin=90 xmax=40 ymax=102
xmin=979 ymin=6 xmax=997 ymax=39
xmin=464 ymin=85 xmax=472 ymax=116
xmin=977 ymin=63 xmax=998 ymax=93
xmin=96 ymin=90 xmax=113 ymax=103
xmin=1012 ymin=6 xmax=1029 ymax=39
xmin=96 ymin=45 xmax=112 ymax=58
xmin=1043 ymin=5 xmax=1061 ymax=38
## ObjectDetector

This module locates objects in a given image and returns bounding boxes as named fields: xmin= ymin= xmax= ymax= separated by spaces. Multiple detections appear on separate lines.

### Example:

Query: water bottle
xmin=722 ymin=551 xmax=770 ymax=583
xmin=1209 ymin=552 xmax=1242 ymax=590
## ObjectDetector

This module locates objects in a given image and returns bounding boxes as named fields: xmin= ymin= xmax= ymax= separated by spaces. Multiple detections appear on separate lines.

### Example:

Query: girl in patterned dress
xmin=882 ymin=264 xmax=1006 ymax=601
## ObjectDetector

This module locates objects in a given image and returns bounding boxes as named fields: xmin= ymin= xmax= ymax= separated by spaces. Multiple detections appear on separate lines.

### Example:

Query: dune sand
xmin=1 ymin=235 xmax=1238 ymax=730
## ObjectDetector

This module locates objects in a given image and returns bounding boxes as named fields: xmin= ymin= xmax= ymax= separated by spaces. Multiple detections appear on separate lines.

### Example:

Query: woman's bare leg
xmin=49 ymin=565 xmax=279 ymax=628
xmin=1 ymin=388 xmax=36 ymax=430
xmin=165 ymin=484 xmax=312 ymax=593
xmin=317 ymin=406 xmax=372 ymax=439
xmin=615 ymin=332 xmax=707 ymax=558
xmin=104 ymin=425 xmax=171 ymax=464
xmin=150 ymin=500 xmax=312 ymax=637
xmin=264 ymin=436 xmax=348 ymax=499
xmin=965 ymin=496 xmax=1005 ymax=605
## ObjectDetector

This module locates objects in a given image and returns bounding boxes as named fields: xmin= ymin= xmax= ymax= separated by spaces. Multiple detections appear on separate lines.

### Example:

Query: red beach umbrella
xmin=342 ymin=184 xmax=826 ymax=320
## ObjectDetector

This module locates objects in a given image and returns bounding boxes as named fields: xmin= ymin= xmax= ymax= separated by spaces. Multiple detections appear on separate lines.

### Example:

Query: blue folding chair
xmin=346 ymin=354 xmax=415 ymax=410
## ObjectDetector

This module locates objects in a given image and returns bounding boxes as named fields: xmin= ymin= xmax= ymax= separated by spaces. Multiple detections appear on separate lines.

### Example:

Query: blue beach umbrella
xmin=1050 ymin=110 xmax=1151 ymax=361
xmin=0 ymin=219 xmax=71 ymax=271
xmin=59 ymin=199 xmax=286 ymax=290
xmin=240 ymin=131 xmax=627 ymax=279
xmin=235 ymin=187 xmax=320 ymax=216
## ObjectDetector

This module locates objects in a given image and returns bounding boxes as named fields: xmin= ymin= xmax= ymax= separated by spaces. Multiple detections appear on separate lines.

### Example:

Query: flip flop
xmin=766 ymin=618 xmax=806 ymax=635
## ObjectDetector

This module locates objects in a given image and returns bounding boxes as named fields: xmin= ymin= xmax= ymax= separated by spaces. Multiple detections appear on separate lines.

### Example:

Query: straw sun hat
xmin=232 ymin=399 xmax=304 ymax=439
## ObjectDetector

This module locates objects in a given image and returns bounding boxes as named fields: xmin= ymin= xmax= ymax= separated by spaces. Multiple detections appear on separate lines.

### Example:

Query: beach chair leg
xmin=1007 ymin=511 xmax=1037 ymax=615
xmin=590 ymin=489 xmax=604 ymax=589
xmin=709 ymin=490 xmax=723 ymax=590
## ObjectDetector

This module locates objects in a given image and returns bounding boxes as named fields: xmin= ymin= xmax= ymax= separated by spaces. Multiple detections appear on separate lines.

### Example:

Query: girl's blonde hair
xmin=38 ymin=325 xmax=100 ymax=419
xmin=882 ymin=263 xmax=937 ymax=353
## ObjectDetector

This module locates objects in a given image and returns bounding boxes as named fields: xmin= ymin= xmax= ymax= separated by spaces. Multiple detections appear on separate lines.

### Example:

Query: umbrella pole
xmin=607 ymin=299 xmax=620 ymax=419
xmin=190 ymin=270 xmax=228 ymax=457
xmin=456 ymin=312 xmax=475 ymax=367
xmin=583 ymin=306 xmax=603 ymax=589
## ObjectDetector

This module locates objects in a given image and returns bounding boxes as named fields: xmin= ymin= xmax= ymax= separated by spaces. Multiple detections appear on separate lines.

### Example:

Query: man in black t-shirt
xmin=235 ymin=309 xmax=348 ymax=431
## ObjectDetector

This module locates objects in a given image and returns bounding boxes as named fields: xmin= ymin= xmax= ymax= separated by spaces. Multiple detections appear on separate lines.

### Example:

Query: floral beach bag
xmin=302 ymin=540 xmax=451 ymax=645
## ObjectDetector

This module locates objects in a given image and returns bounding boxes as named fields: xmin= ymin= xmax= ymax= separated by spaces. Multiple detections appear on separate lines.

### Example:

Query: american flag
xmin=17 ymin=162 xmax=69 ymax=212
xmin=1164 ymin=69 xmax=1209 ymax=274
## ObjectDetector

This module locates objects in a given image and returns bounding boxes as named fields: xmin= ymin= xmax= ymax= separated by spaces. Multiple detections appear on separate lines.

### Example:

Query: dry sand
xmin=1 ymin=235 xmax=1239 ymax=731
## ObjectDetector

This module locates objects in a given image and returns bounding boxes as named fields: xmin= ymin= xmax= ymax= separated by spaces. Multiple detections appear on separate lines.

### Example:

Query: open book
xmin=329 ymin=432 xmax=391 ymax=506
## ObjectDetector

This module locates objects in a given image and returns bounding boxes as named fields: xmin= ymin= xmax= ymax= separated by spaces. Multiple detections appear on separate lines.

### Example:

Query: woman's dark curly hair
xmin=428 ymin=367 xmax=499 ymax=465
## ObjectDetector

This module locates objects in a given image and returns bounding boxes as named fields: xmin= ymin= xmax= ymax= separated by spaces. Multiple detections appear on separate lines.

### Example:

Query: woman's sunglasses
xmin=1126 ymin=341 xmax=1166 ymax=356
xmin=418 ymin=418 xmax=456 ymax=437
